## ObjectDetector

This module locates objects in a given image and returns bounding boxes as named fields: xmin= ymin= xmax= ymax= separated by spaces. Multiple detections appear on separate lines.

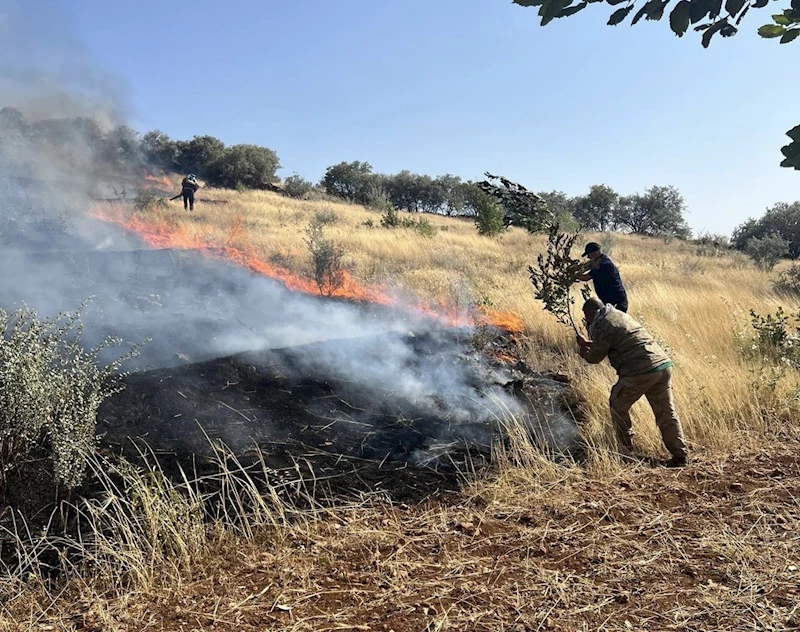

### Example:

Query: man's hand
xmin=576 ymin=334 xmax=591 ymax=358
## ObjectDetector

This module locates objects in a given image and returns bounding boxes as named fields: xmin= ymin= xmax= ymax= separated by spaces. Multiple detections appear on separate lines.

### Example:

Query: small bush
xmin=282 ymin=173 xmax=313 ymax=199
xmin=0 ymin=307 xmax=134 ymax=497
xmin=364 ymin=185 xmax=394 ymax=213
xmin=362 ymin=218 xmax=375 ymax=228
xmin=745 ymin=233 xmax=789 ymax=271
xmin=305 ymin=222 xmax=347 ymax=296
xmin=736 ymin=307 xmax=800 ymax=368
xmin=774 ymin=264 xmax=800 ymax=297
xmin=381 ymin=207 xmax=400 ymax=228
xmin=312 ymin=209 xmax=339 ymax=226
xmin=694 ymin=231 xmax=731 ymax=258
xmin=380 ymin=209 xmax=436 ymax=237
xmin=414 ymin=217 xmax=437 ymax=239
xmin=133 ymin=188 xmax=168 ymax=213
xmin=474 ymin=193 xmax=506 ymax=237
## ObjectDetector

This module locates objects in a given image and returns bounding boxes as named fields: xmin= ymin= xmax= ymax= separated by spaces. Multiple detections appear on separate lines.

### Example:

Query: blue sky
xmin=15 ymin=1 xmax=800 ymax=233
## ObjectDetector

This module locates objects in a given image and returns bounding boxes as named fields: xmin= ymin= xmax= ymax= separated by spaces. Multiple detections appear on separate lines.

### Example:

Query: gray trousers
xmin=609 ymin=367 xmax=687 ymax=459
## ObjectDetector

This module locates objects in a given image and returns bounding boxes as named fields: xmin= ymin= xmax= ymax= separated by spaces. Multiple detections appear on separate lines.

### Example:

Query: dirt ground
xmin=25 ymin=437 xmax=798 ymax=632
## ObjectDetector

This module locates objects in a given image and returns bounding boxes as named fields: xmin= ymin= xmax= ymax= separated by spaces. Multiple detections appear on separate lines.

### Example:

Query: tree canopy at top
xmin=512 ymin=0 xmax=800 ymax=170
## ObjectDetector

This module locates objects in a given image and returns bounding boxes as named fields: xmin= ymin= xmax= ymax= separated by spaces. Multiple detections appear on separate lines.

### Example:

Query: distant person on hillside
xmin=576 ymin=297 xmax=688 ymax=468
xmin=575 ymin=242 xmax=628 ymax=313
xmin=181 ymin=174 xmax=199 ymax=211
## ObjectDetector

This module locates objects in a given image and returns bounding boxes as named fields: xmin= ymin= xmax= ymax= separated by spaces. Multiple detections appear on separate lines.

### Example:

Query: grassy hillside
xmin=108 ymin=184 xmax=800 ymax=458
xmin=4 ymin=184 xmax=800 ymax=631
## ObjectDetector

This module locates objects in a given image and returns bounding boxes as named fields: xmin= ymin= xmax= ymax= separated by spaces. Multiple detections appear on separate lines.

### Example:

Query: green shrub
xmin=736 ymin=307 xmax=800 ymax=368
xmin=774 ymin=264 xmax=800 ymax=297
xmin=305 ymin=222 xmax=347 ymax=296
xmin=413 ymin=217 xmax=437 ymax=239
xmin=474 ymin=193 xmax=506 ymax=237
xmin=133 ymin=188 xmax=168 ymax=213
xmin=745 ymin=233 xmax=789 ymax=270
xmin=282 ymin=173 xmax=313 ymax=199
xmin=381 ymin=207 xmax=400 ymax=228
xmin=312 ymin=209 xmax=339 ymax=226
xmin=0 ymin=307 xmax=134 ymax=496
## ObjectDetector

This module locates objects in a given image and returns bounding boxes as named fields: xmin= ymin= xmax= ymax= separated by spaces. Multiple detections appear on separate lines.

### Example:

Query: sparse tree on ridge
xmin=321 ymin=161 xmax=376 ymax=204
xmin=572 ymin=184 xmax=619 ymax=232
xmin=615 ymin=185 xmax=691 ymax=238
xmin=207 ymin=144 xmax=280 ymax=190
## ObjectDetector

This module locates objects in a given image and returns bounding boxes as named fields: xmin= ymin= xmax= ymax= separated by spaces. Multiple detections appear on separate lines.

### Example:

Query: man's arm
xmin=576 ymin=333 xmax=611 ymax=364
xmin=576 ymin=273 xmax=591 ymax=282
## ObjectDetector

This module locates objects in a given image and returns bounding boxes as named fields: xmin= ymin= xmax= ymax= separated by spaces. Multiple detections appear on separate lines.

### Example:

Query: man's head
xmin=187 ymin=173 xmax=196 ymax=182
xmin=582 ymin=297 xmax=605 ymax=325
xmin=582 ymin=242 xmax=602 ymax=262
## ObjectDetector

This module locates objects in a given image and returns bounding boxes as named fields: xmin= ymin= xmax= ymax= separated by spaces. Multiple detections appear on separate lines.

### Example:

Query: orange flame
xmin=143 ymin=173 xmax=173 ymax=189
xmin=90 ymin=203 xmax=525 ymax=333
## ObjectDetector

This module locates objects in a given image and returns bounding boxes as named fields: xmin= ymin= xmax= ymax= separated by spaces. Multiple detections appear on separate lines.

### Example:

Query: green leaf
xmin=752 ymin=0 xmax=769 ymax=8
xmin=701 ymin=18 xmax=726 ymax=46
xmin=773 ymin=13 xmax=791 ymax=25
xmin=688 ymin=0 xmax=711 ymax=23
xmin=559 ymin=1 xmax=588 ymax=16
xmin=787 ymin=125 xmax=800 ymax=142
xmin=631 ymin=2 xmax=651 ymax=24
xmin=670 ymin=0 xmax=692 ymax=35
xmin=781 ymin=27 xmax=800 ymax=42
xmin=758 ymin=24 xmax=787 ymax=37
xmin=608 ymin=5 xmax=634 ymax=24
xmin=541 ymin=0 xmax=572 ymax=24
xmin=725 ymin=0 xmax=746 ymax=15
xmin=646 ymin=0 xmax=669 ymax=20
xmin=607 ymin=0 xmax=629 ymax=4
xmin=513 ymin=0 xmax=545 ymax=6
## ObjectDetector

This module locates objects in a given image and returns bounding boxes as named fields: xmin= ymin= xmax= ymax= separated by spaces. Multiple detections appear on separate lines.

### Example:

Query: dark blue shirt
xmin=589 ymin=254 xmax=628 ymax=310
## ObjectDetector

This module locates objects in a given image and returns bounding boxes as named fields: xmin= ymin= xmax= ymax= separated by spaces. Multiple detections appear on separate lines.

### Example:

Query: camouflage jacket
xmin=584 ymin=307 xmax=671 ymax=377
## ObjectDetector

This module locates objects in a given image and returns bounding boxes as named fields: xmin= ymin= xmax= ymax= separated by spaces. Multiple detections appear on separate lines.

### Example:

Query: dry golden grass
xmin=4 ymin=185 xmax=800 ymax=631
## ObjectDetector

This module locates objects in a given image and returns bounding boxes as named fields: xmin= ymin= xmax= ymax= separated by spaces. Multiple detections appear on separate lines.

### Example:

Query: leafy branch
xmin=513 ymin=0 xmax=800 ymax=170
xmin=528 ymin=224 xmax=590 ymax=334
xmin=476 ymin=173 xmax=552 ymax=233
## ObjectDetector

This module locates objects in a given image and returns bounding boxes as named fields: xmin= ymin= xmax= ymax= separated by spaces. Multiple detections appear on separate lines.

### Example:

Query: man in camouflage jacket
xmin=576 ymin=297 xmax=688 ymax=467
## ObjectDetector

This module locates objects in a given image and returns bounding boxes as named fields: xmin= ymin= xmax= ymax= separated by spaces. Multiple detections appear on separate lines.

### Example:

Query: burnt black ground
xmin=0 ymin=214 xmax=579 ymax=503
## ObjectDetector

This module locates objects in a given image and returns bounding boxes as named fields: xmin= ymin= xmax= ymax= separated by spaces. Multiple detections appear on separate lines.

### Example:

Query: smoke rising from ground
xmin=0 ymin=5 xmax=577 ymax=463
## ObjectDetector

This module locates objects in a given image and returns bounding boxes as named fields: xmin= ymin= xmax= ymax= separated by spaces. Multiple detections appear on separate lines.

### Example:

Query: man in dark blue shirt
xmin=577 ymin=242 xmax=629 ymax=313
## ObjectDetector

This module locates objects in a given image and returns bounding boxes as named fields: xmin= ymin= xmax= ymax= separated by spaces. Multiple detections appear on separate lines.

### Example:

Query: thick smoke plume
xmin=0 ymin=4 xmax=577 ymax=465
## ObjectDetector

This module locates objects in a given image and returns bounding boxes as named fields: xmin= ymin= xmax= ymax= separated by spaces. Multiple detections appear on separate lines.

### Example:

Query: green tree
xmin=572 ymin=184 xmax=619 ymax=231
xmin=745 ymin=232 xmax=789 ymax=270
xmin=282 ymin=173 xmax=314 ymax=199
xmin=207 ymin=144 xmax=280 ymax=189
xmin=732 ymin=201 xmax=800 ymax=257
xmin=513 ymin=0 xmax=800 ymax=171
xmin=615 ymin=185 xmax=691 ymax=238
xmin=177 ymin=135 xmax=227 ymax=177
xmin=477 ymin=173 xmax=552 ymax=233
xmin=321 ymin=161 xmax=377 ymax=204
xmin=141 ymin=130 xmax=179 ymax=170
xmin=473 ymin=190 xmax=507 ymax=236
xmin=385 ymin=170 xmax=420 ymax=211
xmin=436 ymin=174 xmax=466 ymax=215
